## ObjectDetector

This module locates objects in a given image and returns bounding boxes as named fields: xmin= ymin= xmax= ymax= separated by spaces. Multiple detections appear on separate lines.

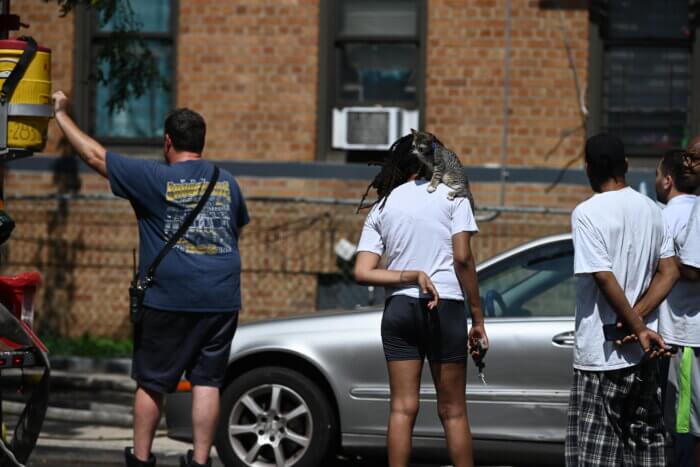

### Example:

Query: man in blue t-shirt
xmin=53 ymin=91 xmax=249 ymax=467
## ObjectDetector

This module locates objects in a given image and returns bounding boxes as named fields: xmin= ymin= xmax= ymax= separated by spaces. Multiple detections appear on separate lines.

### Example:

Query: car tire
xmin=215 ymin=366 xmax=338 ymax=467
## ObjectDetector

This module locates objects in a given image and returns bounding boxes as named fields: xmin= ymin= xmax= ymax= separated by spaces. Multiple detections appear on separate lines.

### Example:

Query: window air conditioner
xmin=332 ymin=107 xmax=419 ymax=150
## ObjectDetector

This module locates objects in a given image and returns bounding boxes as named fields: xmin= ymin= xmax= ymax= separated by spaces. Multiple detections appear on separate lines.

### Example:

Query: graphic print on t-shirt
xmin=165 ymin=179 xmax=233 ymax=255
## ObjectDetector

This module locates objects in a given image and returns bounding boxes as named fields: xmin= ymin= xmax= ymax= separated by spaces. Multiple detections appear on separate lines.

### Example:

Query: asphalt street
xmin=13 ymin=415 xmax=459 ymax=467
xmin=1 ymin=370 xmax=510 ymax=467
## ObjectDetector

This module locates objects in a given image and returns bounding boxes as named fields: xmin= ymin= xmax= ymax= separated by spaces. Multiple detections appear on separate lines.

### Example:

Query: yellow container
xmin=0 ymin=39 xmax=51 ymax=151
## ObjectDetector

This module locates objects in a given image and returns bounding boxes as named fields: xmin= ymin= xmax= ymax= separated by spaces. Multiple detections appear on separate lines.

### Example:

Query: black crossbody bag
xmin=129 ymin=166 xmax=220 ymax=324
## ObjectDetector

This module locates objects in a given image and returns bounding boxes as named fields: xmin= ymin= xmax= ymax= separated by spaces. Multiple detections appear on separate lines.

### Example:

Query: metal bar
xmin=0 ymin=149 xmax=33 ymax=162
xmin=604 ymin=38 xmax=690 ymax=48
xmin=498 ymin=0 xmax=512 ymax=207
xmin=3 ymin=192 xmax=573 ymax=215
xmin=0 ymin=0 xmax=11 ymax=211
xmin=7 ymin=104 xmax=53 ymax=118
xmin=335 ymin=35 xmax=418 ymax=44
xmin=0 ymin=101 xmax=7 ymax=149
xmin=0 ymin=0 xmax=9 ymax=440
xmin=93 ymin=32 xmax=173 ymax=40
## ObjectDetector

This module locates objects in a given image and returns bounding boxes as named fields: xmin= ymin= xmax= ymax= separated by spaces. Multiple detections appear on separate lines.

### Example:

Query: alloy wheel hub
xmin=228 ymin=383 xmax=313 ymax=467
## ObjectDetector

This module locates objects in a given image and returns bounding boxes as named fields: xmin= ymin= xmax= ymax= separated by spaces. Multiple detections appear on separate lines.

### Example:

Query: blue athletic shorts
xmin=381 ymin=295 xmax=468 ymax=363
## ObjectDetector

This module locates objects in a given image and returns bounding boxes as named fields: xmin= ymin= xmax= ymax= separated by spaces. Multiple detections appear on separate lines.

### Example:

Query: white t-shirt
xmin=357 ymin=180 xmax=479 ymax=301
xmin=572 ymin=187 xmax=674 ymax=371
xmin=680 ymin=197 xmax=700 ymax=269
xmin=658 ymin=194 xmax=700 ymax=346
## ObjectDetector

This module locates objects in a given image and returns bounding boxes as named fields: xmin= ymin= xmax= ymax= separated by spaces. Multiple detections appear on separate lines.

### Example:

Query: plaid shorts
xmin=565 ymin=362 xmax=667 ymax=467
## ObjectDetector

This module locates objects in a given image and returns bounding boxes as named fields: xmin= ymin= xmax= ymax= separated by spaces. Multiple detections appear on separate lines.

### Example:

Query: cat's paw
xmin=447 ymin=192 xmax=456 ymax=200
xmin=427 ymin=185 xmax=437 ymax=193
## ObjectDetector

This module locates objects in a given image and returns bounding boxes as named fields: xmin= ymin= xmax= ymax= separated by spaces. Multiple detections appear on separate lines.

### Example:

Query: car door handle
xmin=552 ymin=331 xmax=575 ymax=347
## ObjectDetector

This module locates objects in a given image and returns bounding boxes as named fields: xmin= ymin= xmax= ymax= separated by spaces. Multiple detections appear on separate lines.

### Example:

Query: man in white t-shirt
xmin=566 ymin=133 xmax=678 ymax=467
xmin=673 ymin=147 xmax=700 ymax=466
xmin=654 ymin=150 xmax=700 ymax=455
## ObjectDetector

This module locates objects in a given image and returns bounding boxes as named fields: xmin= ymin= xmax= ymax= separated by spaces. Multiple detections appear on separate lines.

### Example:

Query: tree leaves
xmin=42 ymin=0 xmax=168 ymax=112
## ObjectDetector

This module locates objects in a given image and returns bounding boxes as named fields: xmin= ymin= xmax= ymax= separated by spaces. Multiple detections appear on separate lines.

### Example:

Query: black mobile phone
xmin=603 ymin=323 xmax=629 ymax=341
xmin=603 ymin=325 xmax=680 ymax=354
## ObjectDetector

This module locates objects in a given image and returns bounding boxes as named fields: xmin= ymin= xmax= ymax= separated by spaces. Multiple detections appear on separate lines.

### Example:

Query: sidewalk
xmin=28 ymin=422 xmax=224 ymax=467
xmin=9 ymin=357 xmax=453 ymax=467
xmin=6 ymin=356 xmax=225 ymax=466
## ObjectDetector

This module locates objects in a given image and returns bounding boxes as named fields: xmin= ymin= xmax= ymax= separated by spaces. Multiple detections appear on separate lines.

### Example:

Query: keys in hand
xmin=471 ymin=337 xmax=488 ymax=385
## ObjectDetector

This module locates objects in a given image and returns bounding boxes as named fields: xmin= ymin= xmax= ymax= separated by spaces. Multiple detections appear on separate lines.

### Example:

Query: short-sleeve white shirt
xmin=680 ymin=197 xmax=700 ymax=269
xmin=572 ymin=187 xmax=674 ymax=371
xmin=357 ymin=180 xmax=478 ymax=301
xmin=658 ymin=194 xmax=700 ymax=346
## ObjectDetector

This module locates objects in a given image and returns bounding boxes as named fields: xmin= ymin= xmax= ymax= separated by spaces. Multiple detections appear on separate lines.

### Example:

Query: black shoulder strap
xmin=1 ymin=36 xmax=38 ymax=103
xmin=143 ymin=165 xmax=220 ymax=286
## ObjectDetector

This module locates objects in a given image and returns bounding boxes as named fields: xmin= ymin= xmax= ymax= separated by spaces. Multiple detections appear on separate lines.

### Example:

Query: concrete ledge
xmin=49 ymin=370 xmax=136 ymax=393
xmin=50 ymin=356 xmax=131 ymax=375
xmin=31 ymin=443 xmax=223 ymax=467
xmin=3 ymin=400 xmax=133 ymax=428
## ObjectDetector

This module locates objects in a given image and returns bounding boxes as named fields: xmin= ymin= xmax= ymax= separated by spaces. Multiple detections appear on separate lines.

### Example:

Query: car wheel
xmin=215 ymin=366 xmax=337 ymax=467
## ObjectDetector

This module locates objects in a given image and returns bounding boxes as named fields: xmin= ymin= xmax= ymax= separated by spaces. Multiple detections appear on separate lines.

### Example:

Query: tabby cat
xmin=410 ymin=130 xmax=476 ymax=208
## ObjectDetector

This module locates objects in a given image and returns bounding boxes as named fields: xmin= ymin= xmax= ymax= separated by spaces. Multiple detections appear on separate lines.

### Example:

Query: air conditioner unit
xmin=332 ymin=107 xmax=419 ymax=150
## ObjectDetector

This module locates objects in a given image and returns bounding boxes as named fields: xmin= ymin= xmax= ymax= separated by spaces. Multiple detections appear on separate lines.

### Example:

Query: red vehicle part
xmin=0 ymin=273 xmax=45 ymax=353
xmin=0 ymin=273 xmax=48 ymax=467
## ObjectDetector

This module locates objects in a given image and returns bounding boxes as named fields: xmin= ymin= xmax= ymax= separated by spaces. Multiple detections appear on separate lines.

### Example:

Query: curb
xmin=49 ymin=356 xmax=132 ymax=375
xmin=4 ymin=398 xmax=167 ymax=429
xmin=3 ymin=400 xmax=133 ymax=427
xmin=30 ymin=445 xmax=224 ymax=467
xmin=49 ymin=370 xmax=136 ymax=393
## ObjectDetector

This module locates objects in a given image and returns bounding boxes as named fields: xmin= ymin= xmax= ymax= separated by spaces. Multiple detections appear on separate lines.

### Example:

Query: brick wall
xmin=426 ymin=0 xmax=589 ymax=173
xmin=177 ymin=0 xmax=320 ymax=161
xmin=1 ymin=168 xmax=582 ymax=338
xmin=16 ymin=0 xmax=591 ymax=167
xmin=0 ymin=1 xmax=597 ymax=337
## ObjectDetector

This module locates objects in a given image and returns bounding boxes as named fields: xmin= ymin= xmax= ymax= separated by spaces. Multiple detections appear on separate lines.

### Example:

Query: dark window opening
xmin=319 ymin=0 xmax=425 ymax=162
xmin=602 ymin=0 xmax=691 ymax=155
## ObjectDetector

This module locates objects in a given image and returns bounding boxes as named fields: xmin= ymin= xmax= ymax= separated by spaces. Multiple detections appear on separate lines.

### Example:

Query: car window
xmin=478 ymin=240 xmax=574 ymax=318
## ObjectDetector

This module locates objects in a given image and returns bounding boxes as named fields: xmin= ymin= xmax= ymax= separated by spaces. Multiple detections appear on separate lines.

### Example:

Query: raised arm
xmin=52 ymin=91 xmax=108 ymax=178
xmin=633 ymin=257 xmax=680 ymax=317
xmin=353 ymin=251 xmax=439 ymax=309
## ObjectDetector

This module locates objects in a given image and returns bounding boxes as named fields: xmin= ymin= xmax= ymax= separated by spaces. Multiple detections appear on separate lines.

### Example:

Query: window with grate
xmin=602 ymin=0 xmax=691 ymax=155
xmin=335 ymin=0 xmax=420 ymax=106
xmin=76 ymin=0 xmax=175 ymax=145
xmin=318 ymin=0 xmax=425 ymax=162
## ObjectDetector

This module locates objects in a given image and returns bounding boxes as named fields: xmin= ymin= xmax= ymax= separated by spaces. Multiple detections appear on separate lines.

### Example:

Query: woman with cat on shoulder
xmin=354 ymin=132 xmax=487 ymax=467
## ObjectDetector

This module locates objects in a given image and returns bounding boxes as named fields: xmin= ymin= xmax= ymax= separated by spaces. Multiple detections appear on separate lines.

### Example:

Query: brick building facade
xmin=0 ymin=1 xmax=680 ymax=337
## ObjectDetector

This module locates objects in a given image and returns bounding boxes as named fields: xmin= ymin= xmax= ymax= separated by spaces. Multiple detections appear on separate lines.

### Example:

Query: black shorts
xmin=381 ymin=295 xmax=467 ymax=363
xmin=132 ymin=307 xmax=238 ymax=394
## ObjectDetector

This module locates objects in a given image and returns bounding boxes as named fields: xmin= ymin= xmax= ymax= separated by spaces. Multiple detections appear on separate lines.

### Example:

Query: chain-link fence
xmin=0 ymin=192 xmax=574 ymax=337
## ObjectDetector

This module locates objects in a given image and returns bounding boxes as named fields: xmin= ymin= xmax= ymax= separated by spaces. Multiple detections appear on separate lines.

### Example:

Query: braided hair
xmin=357 ymin=134 xmax=425 ymax=213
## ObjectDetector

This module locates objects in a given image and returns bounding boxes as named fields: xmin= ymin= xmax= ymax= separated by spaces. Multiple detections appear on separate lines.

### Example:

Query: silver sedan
xmin=166 ymin=234 xmax=576 ymax=467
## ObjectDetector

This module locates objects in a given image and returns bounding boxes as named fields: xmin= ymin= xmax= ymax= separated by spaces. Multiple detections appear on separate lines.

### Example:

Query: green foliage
xmin=48 ymin=0 xmax=118 ymax=19
xmin=40 ymin=0 xmax=168 ymax=112
xmin=41 ymin=333 xmax=133 ymax=358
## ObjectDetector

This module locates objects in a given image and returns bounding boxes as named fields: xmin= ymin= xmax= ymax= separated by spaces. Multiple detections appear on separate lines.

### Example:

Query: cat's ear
xmin=410 ymin=128 xmax=416 ymax=135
